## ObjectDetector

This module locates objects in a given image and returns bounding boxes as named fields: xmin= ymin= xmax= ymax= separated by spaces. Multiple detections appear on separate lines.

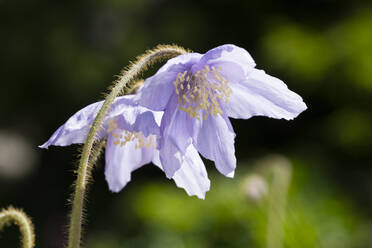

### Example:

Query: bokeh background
xmin=1 ymin=0 xmax=372 ymax=247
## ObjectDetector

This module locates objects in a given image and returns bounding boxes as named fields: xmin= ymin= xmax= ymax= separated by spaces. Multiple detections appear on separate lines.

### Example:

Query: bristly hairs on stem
xmin=88 ymin=79 xmax=145 ymax=170
xmin=0 ymin=207 xmax=35 ymax=248
xmin=86 ymin=79 xmax=145 ymax=174
xmin=67 ymin=44 xmax=188 ymax=248
xmin=121 ymin=78 xmax=145 ymax=96
xmin=68 ymin=80 xmax=145 ymax=244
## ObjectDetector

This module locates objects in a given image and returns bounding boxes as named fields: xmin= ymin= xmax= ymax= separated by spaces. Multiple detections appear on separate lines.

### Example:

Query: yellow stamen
xmin=172 ymin=65 xmax=231 ymax=120
xmin=112 ymin=130 xmax=156 ymax=150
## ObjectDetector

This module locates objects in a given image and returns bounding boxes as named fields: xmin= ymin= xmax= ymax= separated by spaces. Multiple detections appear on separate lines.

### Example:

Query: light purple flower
xmin=134 ymin=44 xmax=307 ymax=178
xmin=40 ymin=95 xmax=210 ymax=199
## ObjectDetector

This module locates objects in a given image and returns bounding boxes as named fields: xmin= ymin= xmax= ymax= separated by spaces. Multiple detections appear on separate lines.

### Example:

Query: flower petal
xmin=197 ymin=44 xmax=256 ymax=77
xmin=194 ymin=114 xmax=236 ymax=177
xmin=153 ymin=145 xmax=210 ymax=199
xmin=224 ymin=69 xmax=307 ymax=120
xmin=39 ymin=95 xmax=155 ymax=148
xmin=105 ymin=130 xmax=154 ymax=192
xmin=172 ymin=145 xmax=211 ymax=199
xmin=158 ymin=52 xmax=202 ymax=74
xmin=116 ymin=110 xmax=162 ymax=137
xmin=160 ymin=95 xmax=194 ymax=151
xmin=135 ymin=53 xmax=202 ymax=111
xmin=159 ymin=95 xmax=194 ymax=177
xmin=159 ymin=139 xmax=184 ymax=179
xmin=39 ymin=100 xmax=105 ymax=148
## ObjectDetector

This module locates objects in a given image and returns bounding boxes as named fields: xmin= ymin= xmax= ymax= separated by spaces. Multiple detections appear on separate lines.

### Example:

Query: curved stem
xmin=87 ymin=79 xmax=146 ymax=171
xmin=122 ymin=78 xmax=145 ymax=95
xmin=67 ymin=45 xmax=187 ymax=248
xmin=0 ymin=207 xmax=35 ymax=248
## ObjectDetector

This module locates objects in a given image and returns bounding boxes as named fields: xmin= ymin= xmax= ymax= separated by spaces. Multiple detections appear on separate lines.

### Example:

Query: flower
xmin=39 ymin=95 xmax=210 ymax=199
xmin=134 ymin=44 xmax=307 ymax=178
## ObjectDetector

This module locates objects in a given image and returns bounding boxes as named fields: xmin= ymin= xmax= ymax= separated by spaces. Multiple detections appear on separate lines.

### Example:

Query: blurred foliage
xmin=262 ymin=24 xmax=335 ymax=85
xmin=86 ymin=157 xmax=372 ymax=248
xmin=1 ymin=0 xmax=372 ymax=247
xmin=262 ymin=8 xmax=372 ymax=94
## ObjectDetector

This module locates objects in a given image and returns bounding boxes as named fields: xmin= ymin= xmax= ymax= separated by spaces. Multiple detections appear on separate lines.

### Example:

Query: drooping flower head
xmin=40 ymin=95 xmax=210 ymax=199
xmin=135 ymin=44 xmax=307 ymax=179
xmin=40 ymin=44 xmax=306 ymax=199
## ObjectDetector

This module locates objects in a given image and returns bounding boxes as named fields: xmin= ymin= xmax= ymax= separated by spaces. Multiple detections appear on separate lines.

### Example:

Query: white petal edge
xmin=224 ymin=69 xmax=307 ymax=120
xmin=153 ymin=145 xmax=210 ymax=199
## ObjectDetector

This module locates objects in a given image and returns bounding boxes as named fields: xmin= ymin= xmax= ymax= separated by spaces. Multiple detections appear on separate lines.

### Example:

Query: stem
xmin=86 ymin=79 xmax=145 ymax=171
xmin=67 ymin=45 xmax=187 ymax=248
xmin=88 ymin=79 xmax=146 ymax=170
xmin=0 ymin=207 xmax=35 ymax=248
xmin=266 ymin=157 xmax=291 ymax=248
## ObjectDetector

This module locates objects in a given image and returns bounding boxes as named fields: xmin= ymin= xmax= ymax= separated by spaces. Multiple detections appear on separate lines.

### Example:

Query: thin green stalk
xmin=266 ymin=157 xmax=292 ymax=248
xmin=0 ymin=207 xmax=35 ymax=248
xmin=88 ymin=79 xmax=146 ymax=169
xmin=87 ymin=79 xmax=145 ymax=172
xmin=67 ymin=45 xmax=187 ymax=248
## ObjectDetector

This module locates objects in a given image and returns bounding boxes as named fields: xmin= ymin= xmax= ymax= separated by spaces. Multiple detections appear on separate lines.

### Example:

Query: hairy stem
xmin=67 ymin=45 xmax=187 ymax=248
xmin=88 ymin=79 xmax=145 ymax=170
xmin=0 ymin=207 xmax=35 ymax=248
xmin=89 ymin=79 xmax=145 ymax=168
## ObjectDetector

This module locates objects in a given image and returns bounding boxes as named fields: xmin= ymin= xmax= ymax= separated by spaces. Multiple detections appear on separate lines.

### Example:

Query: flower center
xmin=112 ymin=130 xmax=155 ymax=149
xmin=107 ymin=118 xmax=156 ymax=149
xmin=173 ymin=65 xmax=232 ymax=120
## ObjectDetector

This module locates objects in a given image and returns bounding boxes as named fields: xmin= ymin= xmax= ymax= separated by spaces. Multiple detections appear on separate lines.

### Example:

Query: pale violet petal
xmin=172 ymin=145 xmax=210 ymax=199
xmin=153 ymin=111 xmax=163 ymax=127
xmin=194 ymin=114 xmax=236 ymax=177
xmin=134 ymin=53 xmax=202 ymax=111
xmin=134 ymin=70 xmax=179 ymax=111
xmin=159 ymin=139 xmax=184 ymax=179
xmin=158 ymin=95 xmax=194 ymax=178
xmin=116 ymin=110 xmax=162 ymax=137
xmin=39 ymin=95 xmax=156 ymax=148
xmin=160 ymin=95 xmax=194 ymax=152
xmin=196 ymin=44 xmax=256 ymax=77
xmin=105 ymin=130 xmax=154 ymax=192
xmin=153 ymin=146 xmax=210 ymax=199
xmin=39 ymin=100 xmax=105 ymax=148
xmin=226 ymin=171 xmax=235 ymax=178
xmin=151 ymin=149 xmax=161 ymax=167
xmin=158 ymin=52 xmax=202 ymax=74
xmin=224 ymin=69 xmax=307 ymax=120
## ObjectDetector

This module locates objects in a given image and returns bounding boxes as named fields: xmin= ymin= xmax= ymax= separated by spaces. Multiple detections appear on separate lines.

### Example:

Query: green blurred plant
xmin=86 ymin=155 xmax=372 ymax=248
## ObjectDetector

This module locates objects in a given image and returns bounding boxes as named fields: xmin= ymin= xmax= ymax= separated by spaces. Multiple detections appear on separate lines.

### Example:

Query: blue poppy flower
xmin=134 ymin=44 xmax=307 ymax=178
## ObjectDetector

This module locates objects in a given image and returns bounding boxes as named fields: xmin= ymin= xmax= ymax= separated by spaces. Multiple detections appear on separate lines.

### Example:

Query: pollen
xmin=173 ymin=65 xmax=232 ymax=120
xmin=107 ymin=118 xmax=118 ymax=133
xmin=106 ymin=118 xmax=156 ymax=149
xmin=111 ymin=129 xmax=156 ymax=149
